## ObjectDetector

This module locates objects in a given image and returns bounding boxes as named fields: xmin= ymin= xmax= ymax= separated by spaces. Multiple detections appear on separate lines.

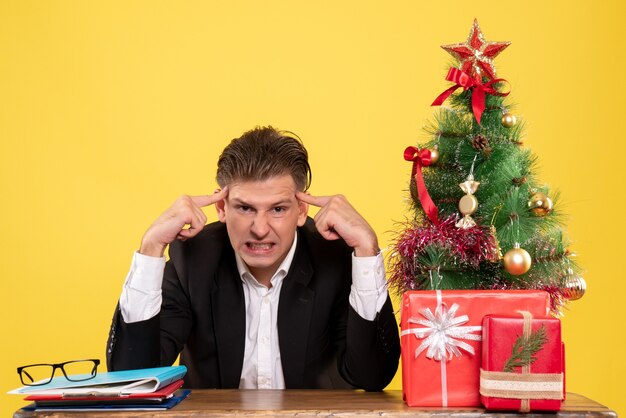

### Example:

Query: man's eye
xmin=238 ymin=205 xmax=252 ymax=212
xmin=272 ymin=207 xmax=286 ymax=214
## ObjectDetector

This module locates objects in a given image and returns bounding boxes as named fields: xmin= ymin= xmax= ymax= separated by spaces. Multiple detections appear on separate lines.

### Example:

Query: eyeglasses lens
xmin=63 ymin=360 xmax=98 ymax=381
xmin=20 ymin=365 xmax=54 ymax=385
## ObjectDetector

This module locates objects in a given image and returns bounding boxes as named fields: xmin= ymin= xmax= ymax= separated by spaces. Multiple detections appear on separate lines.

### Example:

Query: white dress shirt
xmin=119 ymin=233 xmax=388 ymax=389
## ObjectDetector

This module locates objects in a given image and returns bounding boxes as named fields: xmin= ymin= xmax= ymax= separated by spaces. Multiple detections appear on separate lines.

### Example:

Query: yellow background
xmin=1 ymin=1 xmax=624 ymax=416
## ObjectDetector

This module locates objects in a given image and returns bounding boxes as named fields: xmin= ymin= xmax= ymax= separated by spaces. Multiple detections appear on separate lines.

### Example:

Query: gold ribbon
xmin=520 ymin=311 xmax=532 ymax=412
xmin=479 ymin=370 xmax=564 ymax=401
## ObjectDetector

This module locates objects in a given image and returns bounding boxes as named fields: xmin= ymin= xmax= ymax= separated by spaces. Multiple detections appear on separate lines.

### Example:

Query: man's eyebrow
xmin=229 ymin=197 xmax=252 ymax=206
xmin=270 ymin=199 xmax=294 ymax=206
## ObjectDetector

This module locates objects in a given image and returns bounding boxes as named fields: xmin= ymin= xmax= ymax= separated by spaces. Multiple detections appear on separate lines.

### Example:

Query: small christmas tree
xmin=389 ymin=19 xmax=585 ymax=314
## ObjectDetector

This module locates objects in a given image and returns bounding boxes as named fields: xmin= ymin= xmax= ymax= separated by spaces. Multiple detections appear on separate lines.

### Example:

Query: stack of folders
xmin=9 ymin=366 xmax=190 ymax=412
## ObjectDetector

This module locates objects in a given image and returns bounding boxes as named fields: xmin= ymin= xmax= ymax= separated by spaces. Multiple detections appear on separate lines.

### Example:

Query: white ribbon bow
xmin=402 ymin=302 xmax=482 ymax=361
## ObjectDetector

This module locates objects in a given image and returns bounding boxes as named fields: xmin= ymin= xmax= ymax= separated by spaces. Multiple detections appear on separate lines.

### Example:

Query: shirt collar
xmin=235 ymin=231 xmax=299 ymax=286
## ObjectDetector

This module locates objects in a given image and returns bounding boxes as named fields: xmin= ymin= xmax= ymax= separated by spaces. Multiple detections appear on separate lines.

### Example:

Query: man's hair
xmin=216 ymin=126 xmax=312 ymax=191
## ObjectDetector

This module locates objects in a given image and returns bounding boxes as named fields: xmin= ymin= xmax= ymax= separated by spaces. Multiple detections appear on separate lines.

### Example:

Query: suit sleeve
xmin=106 ymin=248 xmax=194 ymax=371
xmin=339 ymin=295 xmax=400 ymax=391
xmin=343 ymin=253 xmax=400 ymax=390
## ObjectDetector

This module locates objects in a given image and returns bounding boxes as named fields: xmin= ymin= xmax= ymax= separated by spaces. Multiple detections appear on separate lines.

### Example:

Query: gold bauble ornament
xmin=562 ymin=268 xmax=586 ymax=301
xmin=501 ymin=112 xmax=517 ymax=128
xmin=503 ymin=243 xmax=532 ymax=275
xmin=528 ymin=192 xmax=554 ymax=216
xmin=429 ymin=147 xmax=440 ymax=164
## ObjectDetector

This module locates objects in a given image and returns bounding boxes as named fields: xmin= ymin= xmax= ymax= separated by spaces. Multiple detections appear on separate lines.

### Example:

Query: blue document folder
xmin=9 ymin=366 xmax=187 ymax=396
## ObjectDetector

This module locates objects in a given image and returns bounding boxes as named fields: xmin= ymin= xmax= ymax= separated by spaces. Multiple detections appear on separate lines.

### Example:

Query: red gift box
xmin=401 ymin=290 xmax=549 ymax=407
xmin=480 ymin=313 xmax=564 ymax=412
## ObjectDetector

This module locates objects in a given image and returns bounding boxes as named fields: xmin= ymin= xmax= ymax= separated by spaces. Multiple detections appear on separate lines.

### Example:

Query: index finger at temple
xmin=296 ymin=191 xmax=330 ymax=207
xmin=191 ymin=188 xmax=228 ymax=207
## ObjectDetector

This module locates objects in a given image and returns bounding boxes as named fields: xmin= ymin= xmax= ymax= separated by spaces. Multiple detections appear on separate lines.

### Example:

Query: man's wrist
xmin=353 ymin=242 xmax=380 ymax=257
xmin=139 ymin=239 xmax=167 ymax=258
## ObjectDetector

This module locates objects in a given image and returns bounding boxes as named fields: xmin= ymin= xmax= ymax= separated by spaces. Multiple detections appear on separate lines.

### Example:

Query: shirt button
xmin=263 ymin=298 xmax=270 ymax=305
xmin=261 ymin=336 xmax=270 ymax=344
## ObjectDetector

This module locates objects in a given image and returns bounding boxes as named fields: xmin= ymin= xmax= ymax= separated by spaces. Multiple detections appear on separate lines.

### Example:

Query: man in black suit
xmin=106 ymin=126 xmax=400 ymax=391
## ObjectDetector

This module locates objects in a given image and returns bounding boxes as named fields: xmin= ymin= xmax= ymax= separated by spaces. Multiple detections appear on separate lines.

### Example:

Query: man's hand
xmin=139 ymin=188 xmax=229 ymax=257
xmin=296 ymin=192 xmax=379 ymax=257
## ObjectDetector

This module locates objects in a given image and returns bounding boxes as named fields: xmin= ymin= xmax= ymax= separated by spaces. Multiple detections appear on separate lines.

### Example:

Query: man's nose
xmin=250 ymin=213 xmax=270 ymax=237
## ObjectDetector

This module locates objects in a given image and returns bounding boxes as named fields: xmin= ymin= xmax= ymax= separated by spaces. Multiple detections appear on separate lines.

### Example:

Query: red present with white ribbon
xmin=400 ymin=290 xmax=549 ymax=407
xmin=480 ymin=312 xmax=564 ymax=411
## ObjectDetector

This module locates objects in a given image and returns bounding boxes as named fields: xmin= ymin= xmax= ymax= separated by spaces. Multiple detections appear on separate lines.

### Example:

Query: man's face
xmin=216 ymin=175 xmax=308 ymax=284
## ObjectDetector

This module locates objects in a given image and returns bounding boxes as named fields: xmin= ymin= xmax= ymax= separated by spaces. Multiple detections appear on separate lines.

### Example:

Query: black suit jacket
xmin=106 ymin=219 xmax=400 ymax=391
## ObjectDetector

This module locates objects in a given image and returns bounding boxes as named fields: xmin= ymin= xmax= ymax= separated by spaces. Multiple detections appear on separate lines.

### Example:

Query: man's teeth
xmin=248 ymin=243 xmax=272 ymax=250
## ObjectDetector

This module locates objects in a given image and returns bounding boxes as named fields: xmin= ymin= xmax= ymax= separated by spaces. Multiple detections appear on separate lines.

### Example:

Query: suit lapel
xmin=277 ymin=236 xmax=315 ymax=388
xmin=210 ymin=249 xmax=246 ymax=388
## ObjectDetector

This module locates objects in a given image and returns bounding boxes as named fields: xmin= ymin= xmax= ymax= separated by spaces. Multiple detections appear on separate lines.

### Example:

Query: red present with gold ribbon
xmin=400 ymin=290 xmax=549 ymax=407
xmin=480 ymin=312 xmax=564 ymax=412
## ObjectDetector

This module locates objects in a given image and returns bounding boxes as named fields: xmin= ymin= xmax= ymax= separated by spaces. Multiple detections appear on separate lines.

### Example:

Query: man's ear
xmin=297 ymin=198 xmax=308 ymax=227
xmin=215 ymin=198 xmax=226 ymax=223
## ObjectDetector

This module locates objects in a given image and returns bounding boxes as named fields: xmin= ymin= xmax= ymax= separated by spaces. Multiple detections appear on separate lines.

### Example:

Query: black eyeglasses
xmin=17 ymin=359 xmax=100 ymax=386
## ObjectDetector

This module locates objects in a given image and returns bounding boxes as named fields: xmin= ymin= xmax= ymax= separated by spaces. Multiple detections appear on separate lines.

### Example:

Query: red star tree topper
xmin=441 ymin=19 xmax=510 ymax=80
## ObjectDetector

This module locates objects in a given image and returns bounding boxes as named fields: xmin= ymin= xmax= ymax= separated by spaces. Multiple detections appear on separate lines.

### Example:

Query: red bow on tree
xmin=404 ymin=146 xmax=439 ymax=225
xmin=431 ymin=68 xmax=510 ymax=125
